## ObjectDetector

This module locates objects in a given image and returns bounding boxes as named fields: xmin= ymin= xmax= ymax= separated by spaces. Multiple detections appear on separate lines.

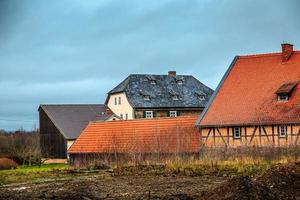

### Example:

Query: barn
xmin=39 ymin=104 xmax=117 ymax=158
xmin=196 ymin=43 xmax=300 ymax=147
xmin=68 ymin=116 xmax=199 ymax=165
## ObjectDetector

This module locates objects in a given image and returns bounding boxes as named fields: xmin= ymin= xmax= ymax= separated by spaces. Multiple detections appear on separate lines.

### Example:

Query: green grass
xmin=0 ymin=163 xmax=69 ymax=185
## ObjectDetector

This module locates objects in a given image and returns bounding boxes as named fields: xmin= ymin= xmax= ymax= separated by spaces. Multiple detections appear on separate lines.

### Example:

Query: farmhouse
xmin=68 ymin=116 xmax=199 ymax=165
xmin=105 ymin=71 xmax=213 ymax=120
xmin=39 ymin=104 xmax=118 ymax=158
xmin=196 ymin=43 xmax=300 ymax=147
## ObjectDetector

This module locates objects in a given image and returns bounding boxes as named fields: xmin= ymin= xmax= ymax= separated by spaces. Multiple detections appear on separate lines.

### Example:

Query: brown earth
xmin=0 ymin=163 xmax=299 ymax=200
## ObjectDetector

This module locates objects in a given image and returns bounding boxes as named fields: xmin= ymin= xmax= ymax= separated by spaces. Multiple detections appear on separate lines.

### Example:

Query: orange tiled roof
xmin=198 ymin=50 xmax=300 ymax=127
xmin=68 ymin=116 xmax=199 ymax=154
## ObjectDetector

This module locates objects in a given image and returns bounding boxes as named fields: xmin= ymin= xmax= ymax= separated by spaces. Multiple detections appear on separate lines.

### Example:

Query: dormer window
xmin=146 ymin=75 xmax=156 ymax=85
xmin=144 ymin=95 xmax=150 ymax=100
xmin=177 ymin=80 xmax=183 ymax=85
xmin=175 ymin=77 xmax=184 ymax=85
xmin=150 ymin=80 xmax=156 ymax=85
xmin=172 ymin=95 xmax=179 ymax=100
xmin=195 ymin=91 xmax=206 ymax=101
xmin=276 ymin=81 xmax=298 ymax=102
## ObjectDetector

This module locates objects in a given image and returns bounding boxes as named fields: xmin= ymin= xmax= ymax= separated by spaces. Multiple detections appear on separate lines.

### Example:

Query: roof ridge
xmin=238 ymin=50 xmax=300 ymax=58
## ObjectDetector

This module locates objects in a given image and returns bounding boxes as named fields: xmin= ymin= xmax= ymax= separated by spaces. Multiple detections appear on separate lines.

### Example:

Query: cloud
xmin=0 ymin=0 xmax=300 ymax=130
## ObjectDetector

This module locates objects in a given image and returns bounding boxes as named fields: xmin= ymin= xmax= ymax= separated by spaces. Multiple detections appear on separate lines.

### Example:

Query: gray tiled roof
xmin=108 ymin=74 xmax=213 ymax=108
xmin=39 ymin=104 xmax=112 ymax=139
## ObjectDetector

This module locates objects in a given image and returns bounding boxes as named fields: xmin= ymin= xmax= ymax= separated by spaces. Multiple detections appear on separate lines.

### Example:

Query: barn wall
xmin=200 ymin=125 xmax=300 ymax=147
xmin=39 ymin=109 xmax=67 ymax=158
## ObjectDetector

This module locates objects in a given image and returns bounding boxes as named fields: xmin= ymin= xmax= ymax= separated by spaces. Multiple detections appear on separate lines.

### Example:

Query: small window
xmin=233 ymin=127 xmax=241 ymax=139
xmin=169 ymin=111 xmax=177 ymax=117
xmin=277 ymin=94 xmax=288 ymax=102
xmin=150 ymin=80 xmax=156 ymax=85
xmin=145 ymin=111 xmax=153 ymax=119
xmin=199 ymin=95 xmax=206 ymax=100
xmin=118 ymin=97 xmax=121 ymax=104
xmin=177 ymin=80 xmax=183 ymax=85
xmin=125 ymin=113 xmax=128 ymax=120
xmin=114 ymin=97 xmax=117 ymax=105
xmin=144 ymin=95 xmax=150 ymax=100
xmin=120 ymin=114 xmax=123 ymax=119
xmin=278 ymin=125 xmax=287 ymax=137
xmin=172 ymin=95 xmax=179 ymax=100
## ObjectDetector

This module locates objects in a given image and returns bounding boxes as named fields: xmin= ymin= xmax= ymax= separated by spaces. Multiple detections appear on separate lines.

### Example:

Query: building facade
xmin=105 ymin=71 xmax=213 ymax=120
xmin=197 ymin=43 xmax=300 ymax=147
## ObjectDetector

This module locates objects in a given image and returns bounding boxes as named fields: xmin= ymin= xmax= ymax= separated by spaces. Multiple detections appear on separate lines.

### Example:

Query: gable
xmin=198 ymin=51 xmax=300 ymax=127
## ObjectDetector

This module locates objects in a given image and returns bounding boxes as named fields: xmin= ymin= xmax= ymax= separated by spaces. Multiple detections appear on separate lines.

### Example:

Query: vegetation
xmin=0 ymin=163 xmax=68 ymax=185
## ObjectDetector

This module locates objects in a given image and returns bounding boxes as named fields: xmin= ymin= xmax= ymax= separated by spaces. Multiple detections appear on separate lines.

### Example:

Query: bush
xmin=0 ymin=158 xmax=18 ymax=170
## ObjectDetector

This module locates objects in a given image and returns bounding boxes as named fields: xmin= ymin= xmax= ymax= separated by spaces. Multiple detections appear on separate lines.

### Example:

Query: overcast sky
xmin=0 ymin=0 xmax=299 ymax=130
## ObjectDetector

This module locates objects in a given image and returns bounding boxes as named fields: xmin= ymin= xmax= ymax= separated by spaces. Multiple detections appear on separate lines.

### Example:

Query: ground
xmin=0 ymin=162 xmax=299 ymax=200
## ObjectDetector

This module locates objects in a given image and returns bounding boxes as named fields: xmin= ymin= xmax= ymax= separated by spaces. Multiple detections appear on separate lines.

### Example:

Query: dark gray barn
xmin=38 ymin=104 xmax=117 ymax=158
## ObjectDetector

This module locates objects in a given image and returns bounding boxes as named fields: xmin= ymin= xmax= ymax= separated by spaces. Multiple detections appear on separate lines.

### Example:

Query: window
xmin=145 ymin=111 xmax=153 ymax=118
xmin=144 ymin=95 xmax=150 ymax=100
xmin=150 ymin=80 xmax=156 ymax=85
xmin=277 ymin=94 xmax=288 ymax=102
xmin=125 ymin=113 xmax=128 ymax=120
xmin=199 ymin=95 xmax=206 ymax=100
xmin=172 ymin=95 xmax=179 ymax=100
xmin=278 ymin=125 xmax=287 ymax=137
xmin=120 ymin=114 xmax=123 ymax=119
xmin=169 ymin=111 xmax=177 ymax=117
xmin=114 ymin=97 xmax=117 ymax=105
xmin=233 ymin=127 xmax=241 ymax=139
xmin=118 ymin=96 xmax=121 ymax=104
xmin=177 ymin=80 xmax=183 ymax=85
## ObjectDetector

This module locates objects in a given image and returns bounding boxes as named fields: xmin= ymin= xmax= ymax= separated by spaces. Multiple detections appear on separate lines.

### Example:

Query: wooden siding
xmin=200 ymin=125 xmax=300 ymax=147
xmin=39 ymin=109 xmax=67 ymax=158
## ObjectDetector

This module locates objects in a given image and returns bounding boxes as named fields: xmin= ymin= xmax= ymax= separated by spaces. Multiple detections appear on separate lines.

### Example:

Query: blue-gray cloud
xmin=0 ymin=0 xmax=300 ymax=130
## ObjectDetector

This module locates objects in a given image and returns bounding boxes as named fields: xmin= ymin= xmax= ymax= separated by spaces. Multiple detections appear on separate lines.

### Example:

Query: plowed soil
xmin=0 ymin=163 xmax=299 ymax=200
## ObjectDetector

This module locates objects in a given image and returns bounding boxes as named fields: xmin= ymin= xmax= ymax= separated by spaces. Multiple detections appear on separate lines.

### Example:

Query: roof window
xmin=175 ymin=77 xmax=184 ymax=85
xmin=169 ymin=90 xmax=179 ymax=100
xmin=146 ymin=75 xmax=156 ymax=85
xmin=140 ymin=90 xmax=152 ymax=101
xmin=276 ymin=81 xmax=298 ymax=102
xmin=195 ymin=91 xmax=206 ymax=101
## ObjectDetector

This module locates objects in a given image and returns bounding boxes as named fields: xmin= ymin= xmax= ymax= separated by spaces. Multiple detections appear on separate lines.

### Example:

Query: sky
xmin=0 ymin=0 xmax=300 ymax=131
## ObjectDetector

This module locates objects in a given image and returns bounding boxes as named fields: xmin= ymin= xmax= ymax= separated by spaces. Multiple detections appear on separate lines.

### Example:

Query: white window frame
xmin=169 ymin=111 xmax=177 ymax=117
xmin=145 ymin=111 xmax=153 ymax=119
xmin=233 ymin=127 xmax=241 ymax=139
xmin=278 ymin=125 xmax=287 ymax=137
xmin=277 ymin=94 xmax=288 ymax=102
xmin=118 ymin=96 xmax=121 ymax=104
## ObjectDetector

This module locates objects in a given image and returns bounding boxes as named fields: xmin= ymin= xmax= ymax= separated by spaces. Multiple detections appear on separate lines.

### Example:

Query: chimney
xmin=281 ymin=43 xmax=294 ymax=62
xmin=168 ymin=71 xmax=176 ymax=77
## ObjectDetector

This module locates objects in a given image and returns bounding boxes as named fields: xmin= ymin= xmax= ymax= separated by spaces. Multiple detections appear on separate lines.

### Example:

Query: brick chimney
xmin=281 ymin=43 xmax=294 ymax=62
xmin=168 ymin=71 xmax=176 ymax=77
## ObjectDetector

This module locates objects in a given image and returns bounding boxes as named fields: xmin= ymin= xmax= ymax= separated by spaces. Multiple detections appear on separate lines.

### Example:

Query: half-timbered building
xmin=196 ymin=43 xmax=300 ymax=147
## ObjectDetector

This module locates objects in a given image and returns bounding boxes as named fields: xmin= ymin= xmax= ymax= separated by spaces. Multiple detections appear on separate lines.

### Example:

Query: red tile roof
xmin=198 ymin=50 xmax=300 ymax=127
xmin=68 ymin=116 xmax=199 ymax=154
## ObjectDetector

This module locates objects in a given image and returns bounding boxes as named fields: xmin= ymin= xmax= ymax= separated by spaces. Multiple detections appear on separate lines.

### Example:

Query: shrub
xmin=0 ymin=158 xmax=18 ymax=170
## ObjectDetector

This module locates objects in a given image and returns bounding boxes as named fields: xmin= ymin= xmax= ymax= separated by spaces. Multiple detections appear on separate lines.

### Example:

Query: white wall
xmin=107 ymin=92 xmax=134 ymax=119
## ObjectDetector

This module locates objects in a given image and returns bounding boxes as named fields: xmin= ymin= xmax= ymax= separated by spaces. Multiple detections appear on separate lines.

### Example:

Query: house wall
xmin=67 ymin=140 xmax=75 ymax=150
xmin=107 ymin=92 xmax=134 ymax=119
xmin=134 ymin=110 xmax=202 ymax=119
xmin=200 ymin=125 xmax=300 ymax=147
xmin=39 ymin=109 xmax=67 ymax=158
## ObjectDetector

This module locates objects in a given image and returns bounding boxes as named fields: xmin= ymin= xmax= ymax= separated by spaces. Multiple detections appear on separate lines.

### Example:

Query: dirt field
xmin=0 ymin=163 xmax=299 ymax=200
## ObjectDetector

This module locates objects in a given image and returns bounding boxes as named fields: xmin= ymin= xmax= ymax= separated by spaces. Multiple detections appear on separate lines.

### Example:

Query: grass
xmin=0 ymin=163 xmax=69 ymax=185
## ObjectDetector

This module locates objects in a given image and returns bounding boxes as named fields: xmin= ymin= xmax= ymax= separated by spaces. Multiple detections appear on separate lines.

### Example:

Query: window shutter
xmin=142 ymin=111 xmax=146 ymax=118
xmin=167 ymin=111 xmax=170 ymax=117
xmin=153 ymin=111 xmax=157 ymax=118
xmin=177 ymin=111 xmax=181 ymax=116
